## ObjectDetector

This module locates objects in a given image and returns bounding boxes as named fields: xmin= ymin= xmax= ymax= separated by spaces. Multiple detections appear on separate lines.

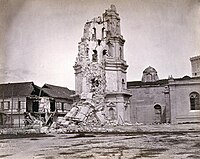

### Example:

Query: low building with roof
xmin=0 ymin=82 xmax=41 ymax=127
xmin=0 ymin=82 xmax=75 ymax=127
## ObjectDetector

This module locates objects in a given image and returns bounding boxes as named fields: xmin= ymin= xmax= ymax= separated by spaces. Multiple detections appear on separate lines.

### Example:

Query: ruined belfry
xmin=73 ymin=5 xmax=131 ymax=124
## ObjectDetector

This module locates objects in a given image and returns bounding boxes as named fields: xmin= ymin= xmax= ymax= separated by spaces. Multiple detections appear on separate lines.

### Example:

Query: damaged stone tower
xmin=73 ymin=5 xmax=131 ymax=124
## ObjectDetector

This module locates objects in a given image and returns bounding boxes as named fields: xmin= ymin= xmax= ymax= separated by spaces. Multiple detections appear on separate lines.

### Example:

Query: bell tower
xmin=103 ymin=5 xmax=128 ymax=92
xmin=73 ymin=5 xmax=131 ymax=124
xmin=103 ymin=5 xmax=132 ymax=124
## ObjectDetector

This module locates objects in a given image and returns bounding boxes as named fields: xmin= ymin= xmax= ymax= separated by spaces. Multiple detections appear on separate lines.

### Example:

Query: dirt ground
xmin=0 ymin=124 xmax=200 ymax=159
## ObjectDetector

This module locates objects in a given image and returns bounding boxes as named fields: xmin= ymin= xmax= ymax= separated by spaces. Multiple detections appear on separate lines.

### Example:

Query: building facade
xmin=0 ymin=82 xmax=41 ymax=127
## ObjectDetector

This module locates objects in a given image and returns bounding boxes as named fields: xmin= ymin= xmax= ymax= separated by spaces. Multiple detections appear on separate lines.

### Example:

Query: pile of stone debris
xmin=24 ymin=92 xmax=130 ymax=134
xmin=23 ymin=100 xmax=119 ymax=134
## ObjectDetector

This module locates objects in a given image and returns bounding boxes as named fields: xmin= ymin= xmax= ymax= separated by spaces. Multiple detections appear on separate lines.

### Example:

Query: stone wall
xmin=129 ymin=86 xmax=168 ymax=124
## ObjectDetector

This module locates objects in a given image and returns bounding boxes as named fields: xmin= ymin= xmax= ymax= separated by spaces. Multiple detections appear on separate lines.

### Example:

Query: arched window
xmin=122 ymin=79 xmax=125 ymax=89
xmin=102 ymin=27 xmax=105 ymax=39
xmin=109 ymin=107 xmax=115 ymax=120
xmin=92 ymin=27 xmax=96 ymax=40
xmin=190 ymin=92 xmax=200 ymax=110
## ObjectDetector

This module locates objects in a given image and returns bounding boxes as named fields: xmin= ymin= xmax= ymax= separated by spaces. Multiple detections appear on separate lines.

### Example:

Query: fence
xmin=0 ymin=124 xmax=41 ymax=134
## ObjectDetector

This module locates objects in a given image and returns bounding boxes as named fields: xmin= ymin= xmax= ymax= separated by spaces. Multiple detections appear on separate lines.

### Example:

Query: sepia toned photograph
xmin=0 ymin=0 xmax=200 ymax=158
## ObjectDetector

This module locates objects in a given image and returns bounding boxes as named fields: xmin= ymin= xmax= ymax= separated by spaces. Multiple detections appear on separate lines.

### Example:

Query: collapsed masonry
xmin=23 ymin=97 xmax=55 ymax=129
xmin=57 ymin=5 xmax=132 ymax=131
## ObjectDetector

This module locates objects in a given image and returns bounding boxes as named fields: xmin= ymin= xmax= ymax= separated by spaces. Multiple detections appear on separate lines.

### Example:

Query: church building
xmin=128 ymin=60 xmax=200 ymax=124
xmin=73 ymin=5 xmax=200 ymax=125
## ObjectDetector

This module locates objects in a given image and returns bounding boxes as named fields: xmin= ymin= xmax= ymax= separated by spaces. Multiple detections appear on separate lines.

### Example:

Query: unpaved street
xmin=0 ymin=129 xmax=200 ymax=159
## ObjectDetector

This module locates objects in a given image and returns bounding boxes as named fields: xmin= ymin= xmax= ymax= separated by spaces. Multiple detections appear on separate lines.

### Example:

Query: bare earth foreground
xmin=0 ymin=124 xmax=200 ymax=159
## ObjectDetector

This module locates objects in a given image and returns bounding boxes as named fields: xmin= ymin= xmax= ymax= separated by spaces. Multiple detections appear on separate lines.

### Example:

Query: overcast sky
xmin=0 ymin=0 xmax=200 ymax=89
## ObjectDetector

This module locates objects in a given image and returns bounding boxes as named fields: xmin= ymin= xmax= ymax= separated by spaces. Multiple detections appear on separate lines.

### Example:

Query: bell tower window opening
xmin=119 ymin=47 xmax=123 ymax=59
xmin=92 ymin=27 xmax=96 ymax=40
xmin=103 ymin=50 xmax=107 ymax=56
xmin=109 ymin=107 xmax=115 ymax=120
xmin=97 ymin=39 xmax=101 ymax=46
xmin=122 ymin=79 xmax=125 ymax=89
xmin=102 ymin=27 xmax=105 ymax=39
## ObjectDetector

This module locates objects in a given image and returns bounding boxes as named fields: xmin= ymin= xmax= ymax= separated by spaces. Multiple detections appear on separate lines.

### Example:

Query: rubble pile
xmin=24 ymin=112 xmax=54 ymax=128
xmin=23 ymin=94 xmax=118 ymax=133
xmin=54 ymin=94 xmax=110 ymax=133
xmin=24 ymin=112 xmax=42 ymax=128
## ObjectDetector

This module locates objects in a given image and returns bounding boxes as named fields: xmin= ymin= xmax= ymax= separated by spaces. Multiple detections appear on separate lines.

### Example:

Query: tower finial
xmin=110 ymin=4 xmax=116 ymax=12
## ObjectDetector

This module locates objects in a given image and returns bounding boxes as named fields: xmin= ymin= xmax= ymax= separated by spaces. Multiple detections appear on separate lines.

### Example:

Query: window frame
xmin=190 ymin=92 xmax=200 ymax=110
xmin=3 ymin=101 xmax=10 ymax=110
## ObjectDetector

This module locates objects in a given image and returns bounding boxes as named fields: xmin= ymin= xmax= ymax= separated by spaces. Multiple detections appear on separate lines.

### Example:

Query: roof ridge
xmin=43 ymin=83 xmax=73 ymax=91
xmin=0 ymin=81 xmax=34 ymax=85
xmin=0 ymin=81 xmax=40 ymax=98
xmin=127 ymin=78 xmax=168 ymax=83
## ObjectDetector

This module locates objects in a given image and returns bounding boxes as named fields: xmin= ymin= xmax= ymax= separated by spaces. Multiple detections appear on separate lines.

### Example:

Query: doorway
xmin=154 ymin=104 xmax=162 ymax=124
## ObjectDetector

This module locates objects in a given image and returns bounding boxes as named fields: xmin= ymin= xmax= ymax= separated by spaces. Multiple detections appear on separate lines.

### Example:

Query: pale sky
xmin=0 ymin=0 xmax=200 ymax=89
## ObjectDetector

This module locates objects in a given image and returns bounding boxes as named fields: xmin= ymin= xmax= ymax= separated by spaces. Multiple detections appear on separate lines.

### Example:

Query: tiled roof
xmin=0 ymin=82 xmax=41 ymax=98
xmin=41 ymin=84 xmax=75 ymax=100
xmin=127 ymin=75 xmax=200 ymax=88
xmin=127 ymin=79 xmax=168 ymax=88
xmin=171 ymin=75 xmax=200 ymax=81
